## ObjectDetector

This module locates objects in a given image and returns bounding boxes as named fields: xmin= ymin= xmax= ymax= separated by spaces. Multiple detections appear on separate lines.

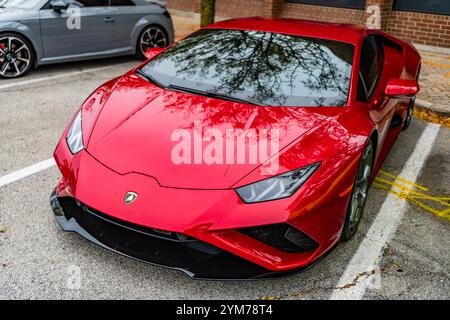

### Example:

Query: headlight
xmin=236 ymin=162 xmax=321 ymax=203
xmin=66 ymin=110 xmax=84 ymax=154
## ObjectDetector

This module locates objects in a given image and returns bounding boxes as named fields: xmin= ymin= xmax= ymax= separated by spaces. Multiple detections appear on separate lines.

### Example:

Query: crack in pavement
xmin=260 ymin=270 xmax=378 ymax=300
xmin=260 ymin=242 xmax=448 ymax=300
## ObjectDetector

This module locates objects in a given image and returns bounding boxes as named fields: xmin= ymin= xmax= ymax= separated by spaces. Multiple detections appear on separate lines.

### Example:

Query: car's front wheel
xmin=0 ymin=34 xmax=34 ymax=79
xmin=341 ymin=140 xmax=374 ymax=241
xmin=136 ymin=25 xmax=169 ymax=60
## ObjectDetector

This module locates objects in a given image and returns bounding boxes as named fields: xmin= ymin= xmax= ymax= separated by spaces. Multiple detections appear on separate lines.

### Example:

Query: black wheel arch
xmin=369 ymin=130 xmax=378 ymax=159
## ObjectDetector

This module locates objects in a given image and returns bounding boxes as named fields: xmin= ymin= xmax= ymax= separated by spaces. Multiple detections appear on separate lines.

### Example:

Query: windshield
xmin=0 ymin=0 xmax=41 ymax=9
xmin=141 ymin=29 xmax=354 ymax=107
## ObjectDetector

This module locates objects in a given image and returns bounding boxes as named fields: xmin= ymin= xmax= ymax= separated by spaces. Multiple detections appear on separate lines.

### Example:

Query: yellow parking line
xmin=375 ymin=177 xmax=417 ymax=193
xmin=373 ymin=182 xmax=449 ymax=220
xmin=375 ymin=177 xmax=450 ymax=207
xmin=422 ymin=60 xmax=450 ymax=69
xmin=378 ymin=170 xmax=428 ymax=191
xmin=374 ymin=170 xmax=450 ymax=221
xmin=408 ymin=194 xmax=450 ymax=206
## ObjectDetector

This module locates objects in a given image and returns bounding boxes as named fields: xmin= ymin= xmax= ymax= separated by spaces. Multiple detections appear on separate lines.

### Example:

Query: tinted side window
xmin=77 ymin=0 xmax=109 ymax=6
xmin=357 ymin=71 xmax=368 ymax=102
xmin=111 ymin=0 xmax=136 ymax=5
xmin=358 ymin=36 xmax=383 ymax=101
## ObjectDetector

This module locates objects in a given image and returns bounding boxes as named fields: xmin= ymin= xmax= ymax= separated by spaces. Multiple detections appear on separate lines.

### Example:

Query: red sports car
xmin=50 ymin=18 xmax=421 ymax=279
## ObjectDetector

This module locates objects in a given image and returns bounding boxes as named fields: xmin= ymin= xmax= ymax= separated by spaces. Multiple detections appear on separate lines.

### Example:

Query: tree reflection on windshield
xmin=142 ymin=28 xmax=354 ymax=107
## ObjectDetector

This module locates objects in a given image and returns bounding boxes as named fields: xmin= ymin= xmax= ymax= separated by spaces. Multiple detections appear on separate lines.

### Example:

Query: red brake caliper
xmin=0 ymin=43 xmax=5 ymax=63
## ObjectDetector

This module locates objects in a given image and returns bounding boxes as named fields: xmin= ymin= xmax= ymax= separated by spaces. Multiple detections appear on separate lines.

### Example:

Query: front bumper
xmin=52 ymin=136 xmax=351 ymax=279
xmin=50 ymin=190 xmax=309 ymax=280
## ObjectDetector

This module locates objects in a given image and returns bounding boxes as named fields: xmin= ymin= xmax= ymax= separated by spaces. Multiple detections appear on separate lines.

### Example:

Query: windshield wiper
xmin=136 ymin=69 xmax=167 ymax=89
xmin=206 ymin=91 xmax=265 ymax=106
xmin=167 ymin=84 xmax=264 ymax=106
xmin=136 ymin=74 xmax=264 ymax=106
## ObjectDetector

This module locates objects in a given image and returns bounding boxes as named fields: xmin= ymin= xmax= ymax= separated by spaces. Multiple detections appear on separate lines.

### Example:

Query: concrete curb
xmin=416 ymin=99 xmax=450 ymax=118
xmin=414 ymin=99 xmax=450 ymax=128
xmin=414 ymin=43 xmax=450 ymax=55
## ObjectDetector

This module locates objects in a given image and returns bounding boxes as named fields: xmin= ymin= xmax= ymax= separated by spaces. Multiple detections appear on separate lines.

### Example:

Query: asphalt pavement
xmin=0 ymin=57 xmax=449 ymax=300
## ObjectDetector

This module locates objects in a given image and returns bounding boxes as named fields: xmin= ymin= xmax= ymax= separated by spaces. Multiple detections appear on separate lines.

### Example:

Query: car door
xmin=39 ymin=0 xmax=115 ymax=58
xmin=108 ymin=0 xmax=145 ymax=50
xmin=357 ymin=35 xmax=393 ymax=152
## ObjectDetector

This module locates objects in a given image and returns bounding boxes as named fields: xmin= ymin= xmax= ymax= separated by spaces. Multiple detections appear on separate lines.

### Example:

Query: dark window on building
xmin=358 ymin=35 xmax=384 ymax=102
xmin=76 ymin=0 xmax=109 ymax=6
xmin=286 ymin=0 xmax=365 ymax=10
xmin=393 ymin=0 xmax=450 ymax=16
xmin=111 ymin=0 xmax=136 ymax=6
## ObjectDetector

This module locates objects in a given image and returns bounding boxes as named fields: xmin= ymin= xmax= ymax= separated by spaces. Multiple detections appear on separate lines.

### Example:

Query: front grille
xmin=239 ymin=224 xmax=318 ymax=253
xmin=56 ymin=197 xmax=277 ymax=279
xmin=83 ymin=204 xmax=195 ymax=243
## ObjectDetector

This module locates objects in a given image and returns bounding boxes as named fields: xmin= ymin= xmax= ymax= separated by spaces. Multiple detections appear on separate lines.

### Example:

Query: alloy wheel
xmin=139 ymin=27 xmax=168 ymax=55
xmin=348 ymin=142 xmax=374 ymax=235
xmin=0 ymin=36 xmax=32 ymax=78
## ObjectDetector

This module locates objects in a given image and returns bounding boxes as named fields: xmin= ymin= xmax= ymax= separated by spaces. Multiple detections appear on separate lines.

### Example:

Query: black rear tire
xmin=402 ymin=95 xmax=415 ymax=130
xmin=403 ymin=69 xmax=420 ymax=131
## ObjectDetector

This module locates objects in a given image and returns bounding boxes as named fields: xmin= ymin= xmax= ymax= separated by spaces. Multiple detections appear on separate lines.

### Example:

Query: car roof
xmin=206 ymin=17 xmax=368 ymax=45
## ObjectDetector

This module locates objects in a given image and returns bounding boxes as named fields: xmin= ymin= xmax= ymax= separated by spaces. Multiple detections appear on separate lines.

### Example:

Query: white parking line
xmin=330 ymin=123 xmax=441 ymax=300
xmin=0 ymin=64 xmax=127 ymax=91
xmin=0 ymin=158 xmax=55 ymax=188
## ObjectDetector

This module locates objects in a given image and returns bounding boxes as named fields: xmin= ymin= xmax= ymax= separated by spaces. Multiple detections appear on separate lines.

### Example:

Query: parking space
xmin=0 ymin=57 xmax=139 ymax=174
xmin=0 ymin=59 xmax=449 ymax=300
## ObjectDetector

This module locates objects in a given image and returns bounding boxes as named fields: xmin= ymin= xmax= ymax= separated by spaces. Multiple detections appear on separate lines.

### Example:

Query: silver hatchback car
xmin=0 ymin=0 xmax=174 ymax=78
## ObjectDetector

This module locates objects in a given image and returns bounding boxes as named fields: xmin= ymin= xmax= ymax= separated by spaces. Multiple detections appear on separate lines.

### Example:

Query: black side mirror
xmin=50 ymin=0 xmax=69 ymax=12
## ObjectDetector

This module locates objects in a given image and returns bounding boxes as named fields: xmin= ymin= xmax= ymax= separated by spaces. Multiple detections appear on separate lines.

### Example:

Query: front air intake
xmin=239 ymin=224 xmax=318 ymax=253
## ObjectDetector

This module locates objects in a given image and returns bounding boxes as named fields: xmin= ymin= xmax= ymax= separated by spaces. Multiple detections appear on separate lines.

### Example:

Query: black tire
xmin=341 ymin=140 xmax=374 ymax=241
xmin=402 ymin=69 xmax=420 ymax=131
xmin=402 ymin=95 xmax=415 ymax=130
xmin=135 ymin=25 xmax=169 ymax=60
xmin=0 ymin=33 xmax=34 ymax=79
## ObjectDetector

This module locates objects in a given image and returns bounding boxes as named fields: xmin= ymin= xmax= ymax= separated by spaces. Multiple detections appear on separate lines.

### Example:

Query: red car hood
xmin=87 ymin=74 xmax=336 ymax=189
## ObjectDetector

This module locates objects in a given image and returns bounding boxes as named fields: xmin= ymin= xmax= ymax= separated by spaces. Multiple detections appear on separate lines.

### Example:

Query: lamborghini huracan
xmin=50 ymin=18 xmax=421 ymax=279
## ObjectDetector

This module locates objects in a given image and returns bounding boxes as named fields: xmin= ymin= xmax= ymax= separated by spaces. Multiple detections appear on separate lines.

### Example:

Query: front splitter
xmin=50 ymin=190 xmax=311 ymax=280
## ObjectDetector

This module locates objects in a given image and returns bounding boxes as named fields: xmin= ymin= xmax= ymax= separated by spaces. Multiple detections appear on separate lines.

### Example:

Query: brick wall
xmin=166 ymin=0 xmax=194 ymax=12
xmin=215 ymin=0 xmax=264 ymax=18
xmin=167 ymin=0 xmax=264 ymax=17
xmin=279 ymin=3 xmax=365 ymax=25
xmin=276 ymin=0 xmax=450 ymax=48
xmin=386 ymin=11 xmax=450 ymax=48
xmin=166 ymin=0 xmax=450 ymax=48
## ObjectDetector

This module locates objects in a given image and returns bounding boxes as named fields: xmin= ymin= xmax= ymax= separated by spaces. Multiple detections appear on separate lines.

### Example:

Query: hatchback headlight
xmin=66 ymin=111 xmax=84 ymax=154
xmin=236 ymin=163 xmax=320 ymax=203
